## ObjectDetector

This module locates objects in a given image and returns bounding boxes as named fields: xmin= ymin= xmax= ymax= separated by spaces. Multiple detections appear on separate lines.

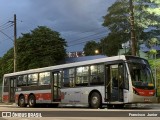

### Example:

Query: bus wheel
xmin=28 ymin=95 xmax=36 ymax=107
xmin=18 ymin=95 xmax=26 ymax=107
xmin=90 ymin=92 xmax=102 ymax=109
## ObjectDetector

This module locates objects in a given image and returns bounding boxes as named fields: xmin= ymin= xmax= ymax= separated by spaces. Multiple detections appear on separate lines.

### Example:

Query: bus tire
xmin=90 ymin=92 xmax=102 ymax=109
xmin=28 ymin=95 xmax=36 ymax=107
xmin=18 ymin=95 xmax=26 ymax=107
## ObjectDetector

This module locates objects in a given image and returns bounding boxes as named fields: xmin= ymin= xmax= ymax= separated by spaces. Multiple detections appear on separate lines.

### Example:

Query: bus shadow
xmin=123 ymin=104 xmax=154 ymax=110
xmin=12 ymin=104 xmax=155 ymax=110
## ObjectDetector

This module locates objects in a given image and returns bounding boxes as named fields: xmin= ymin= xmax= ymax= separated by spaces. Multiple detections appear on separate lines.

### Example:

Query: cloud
xmin=0 ymin=0 xmax=115 ymax=56
xmin=26 ymin=0 xmax=111 ymax=31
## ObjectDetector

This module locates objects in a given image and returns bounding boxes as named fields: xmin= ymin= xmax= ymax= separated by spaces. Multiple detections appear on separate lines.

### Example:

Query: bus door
xmin=105 ymin=63 xmax=124 ymax=102
xmin=9 ymin=77 xmax=16 ymax=102
xmin=52 ymin=72 xmax=61 ymax=102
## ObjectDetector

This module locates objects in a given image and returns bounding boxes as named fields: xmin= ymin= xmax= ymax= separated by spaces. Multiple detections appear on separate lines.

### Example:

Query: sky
xmin=0 ymin=0 xmax=116 ymax=57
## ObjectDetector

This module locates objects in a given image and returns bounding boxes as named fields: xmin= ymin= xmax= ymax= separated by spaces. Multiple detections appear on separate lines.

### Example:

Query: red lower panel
xmin=3 ymin=95 xmax=9 ymax=102
xmin=35 ymin=93 xmax=52 ymax=100
xmin=16 ymin=93 xmax=52 ymax=101
xmin=133 ymin=87 xmax=155 ymax=96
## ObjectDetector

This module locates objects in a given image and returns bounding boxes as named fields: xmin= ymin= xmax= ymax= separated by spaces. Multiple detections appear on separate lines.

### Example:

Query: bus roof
xmin=65 ymin=55 xmax=106 ymax=63
xmin=3 ymin=55 xmax=127 ymax=77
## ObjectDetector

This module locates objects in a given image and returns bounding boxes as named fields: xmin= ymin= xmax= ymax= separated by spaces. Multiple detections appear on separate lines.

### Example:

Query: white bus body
xmin=2 ymin=55 xmax=157 ymax=108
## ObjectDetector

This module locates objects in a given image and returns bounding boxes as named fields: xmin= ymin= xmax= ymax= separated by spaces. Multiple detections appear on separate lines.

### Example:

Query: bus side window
xmin=76 ymin=66 xmax=89 ymax=86
xmin=39 ymin=72 xmax=50 ymax=85
xmin=17 ymin=76 xmax=23 ymax=86
xmin=63 ymin=68 xmax=75 ymax=87
xmin=23 ymin=75 xmax=27 ymax=86
xmin=90 ymin=64 xmax=104 ymax=85
xmin=3 ymin=78 xmax=9 ymax=92
xmin=63 ymin=69 xmax=70 ymax=87
xmin=4 ymin=78 xmax=9 ymax=86
xmin=28 ymin=74 xmax=38 ymax=86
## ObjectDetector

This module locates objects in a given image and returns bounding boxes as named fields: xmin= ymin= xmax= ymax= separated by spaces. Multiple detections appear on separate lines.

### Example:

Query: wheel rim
xmin=29 ymin=98 xmax=34 ymax=105
xmin=20 ymin=97 xmax=25 ymax=105
xmin=92 ymin=96 xmax=98 ymax=104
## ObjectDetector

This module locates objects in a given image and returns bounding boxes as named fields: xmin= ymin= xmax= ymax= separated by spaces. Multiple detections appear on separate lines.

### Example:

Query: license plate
xmin=144 ymin=98 xmax=150 ymax=102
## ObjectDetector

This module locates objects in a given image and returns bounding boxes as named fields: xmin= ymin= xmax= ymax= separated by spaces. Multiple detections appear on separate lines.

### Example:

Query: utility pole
xmin=14 ymin=14 xmax=17 ymax=72
xmin=129 ymin=0 xmax=136 ymax=56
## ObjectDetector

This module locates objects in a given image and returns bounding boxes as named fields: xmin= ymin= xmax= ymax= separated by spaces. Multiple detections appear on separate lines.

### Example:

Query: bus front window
xmin=128 ymin=63 xmax=154 ymax=89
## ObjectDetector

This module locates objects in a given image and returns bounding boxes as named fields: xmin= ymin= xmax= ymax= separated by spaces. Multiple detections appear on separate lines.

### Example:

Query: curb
xmin=0 ymin=102 xmax=16 ymax=105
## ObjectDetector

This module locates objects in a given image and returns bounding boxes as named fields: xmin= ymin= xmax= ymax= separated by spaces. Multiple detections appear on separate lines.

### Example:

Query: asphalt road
xmin=0 ymin=103 xmax=160 ymax=120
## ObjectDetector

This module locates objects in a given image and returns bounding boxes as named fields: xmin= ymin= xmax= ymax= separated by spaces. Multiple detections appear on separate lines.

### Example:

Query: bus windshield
xmin=127 ymin=57 xmax=154 ymax=89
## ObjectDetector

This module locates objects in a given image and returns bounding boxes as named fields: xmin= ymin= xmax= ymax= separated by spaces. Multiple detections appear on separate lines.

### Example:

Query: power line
xmin=68 ymin=35 xmax=106 ymax=47
xmin=0 ymin=16 xmax=13 ymax=27
xmin=0 ymin=36 xmax=14 ymax=43
xmin=64 ymin=27 xmax=107 ymax=37
xmin=0 ymin=19 xmax=14 ymax=31
xmin=0 ymin=30 xmax=14 ymax=42
xmin=0 ymin=24 xmax=13 ymax=31
xmin=67 ymin=30 xmax=107 ymax=44
xmin=0 ymin=22 xmax=13 ymax=28
xmin=66 ymin=1 xmax=133 ymax=50
xmin=0 ymin=21 xmax=10 ymax=28
xmin=68 ymin=33 xmax=107 ymax=47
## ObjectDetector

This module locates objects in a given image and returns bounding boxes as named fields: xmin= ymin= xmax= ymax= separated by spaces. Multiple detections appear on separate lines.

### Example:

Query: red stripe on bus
xmin=34 ymin=93 xmax=52 ymax=100
xmin=3 ymin=95 xmax=9 ymax=102
xmin=16 ymin=93 xmax=52 ymax=101
xmin=133 ymin=87 xmax=155 ymax=96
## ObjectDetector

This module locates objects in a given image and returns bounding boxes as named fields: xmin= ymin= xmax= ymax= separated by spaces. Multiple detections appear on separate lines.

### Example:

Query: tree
xmin=0 ymin=48 xmax=14 ymax=83
xmin=83 ymin=41 xmax=101 ymax=56
xmin=148 ymin=38 xmax=159 ymax=47
xmin=102 ymin=0 xmax=160 ymax=56
xmin=0 ymin=26 xmax=67 ymax=83
xmin=134 ymin=0 xmax=160 ymax=40
xmin=16 ymin=26 xmax=67 ymax=71
xmin=102 ymin=0 xmax=131 ymax=56
xmin=146 ymin=37 xmax=159 ymax=58
xmin=100 ymin=34 xmax=122 ymax=56
xmin=149 ymin=58 xmax=160 ymax=98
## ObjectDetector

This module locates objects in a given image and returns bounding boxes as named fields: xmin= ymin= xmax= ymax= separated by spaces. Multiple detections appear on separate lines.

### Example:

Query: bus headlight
xmin=149 ymin=91 xmax=155 ymax=96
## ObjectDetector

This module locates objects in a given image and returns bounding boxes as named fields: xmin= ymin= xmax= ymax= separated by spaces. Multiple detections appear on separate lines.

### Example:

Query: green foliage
xmin=148 ymin=38 xmax=159 ymax=47
xmin=101 ymin=0 xmax=131 ymax=56
xmin=149 ymin=58 xmax=160 ymax=97
xmin=101 ymin=0 xmax=160 ymax=56
xmin=0 ymin=26 xmax=67 ymax=83
xmin=16 ymin=26 xmax=67 ymax=71
xmin=134 ymin=0 xmax=160 ymax=40
xmin=103 ymin=0 xmax=130 ymax=33
xmin=83 ymin=41 xmax=101 ymax=56
xmin=100 ymin=34 xmax=122 ymax=56
xmin=0 ymin=48 xmax=14 ymax=82
xmin=146 ymin=37 xmax=159 ymax=58
xmin=148 ymin=49 xmax=157 ymax=55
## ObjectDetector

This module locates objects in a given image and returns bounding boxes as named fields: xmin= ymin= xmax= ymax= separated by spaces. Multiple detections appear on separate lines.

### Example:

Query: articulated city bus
xmin=2 ymin=55 xmax=157 ymax=108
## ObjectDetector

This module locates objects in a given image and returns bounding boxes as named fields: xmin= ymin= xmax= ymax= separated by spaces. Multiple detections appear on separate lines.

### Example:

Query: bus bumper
xmin=129 ymin=94 xmax=157 ymax=103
